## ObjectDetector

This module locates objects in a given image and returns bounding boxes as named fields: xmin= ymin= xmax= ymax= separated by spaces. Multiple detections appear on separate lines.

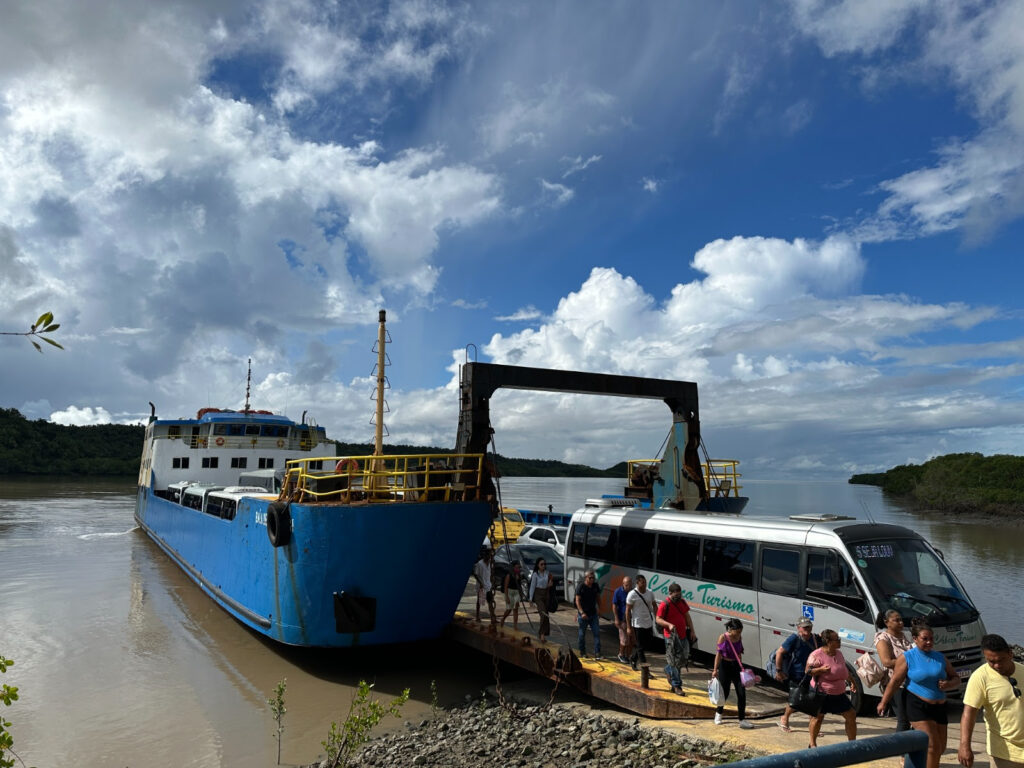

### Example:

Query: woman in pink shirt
xmin=806 ymin=629 xmax=858 ymax=747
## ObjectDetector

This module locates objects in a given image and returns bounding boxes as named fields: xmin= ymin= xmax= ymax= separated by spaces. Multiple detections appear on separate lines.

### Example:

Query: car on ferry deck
xmin=519 ymin=524 xmax=568 ymax=556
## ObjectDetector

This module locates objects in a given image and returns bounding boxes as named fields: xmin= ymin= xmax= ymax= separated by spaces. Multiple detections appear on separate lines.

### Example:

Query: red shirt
xmin=656 ymin=597 xmax=691 ymax=639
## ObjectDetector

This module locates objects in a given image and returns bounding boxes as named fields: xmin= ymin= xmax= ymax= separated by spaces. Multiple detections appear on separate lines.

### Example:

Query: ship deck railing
xmin=626 ymin=458 xmax=743 ymax=499
xmin=281 ymin=453 xmax=486 ymax=504
xmin=156 ymin=434 xmax=328 ymax=451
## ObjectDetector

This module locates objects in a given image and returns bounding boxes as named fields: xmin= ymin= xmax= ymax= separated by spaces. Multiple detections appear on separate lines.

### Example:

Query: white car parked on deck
xmin=517 ymin=524 xmax=567 ymax=556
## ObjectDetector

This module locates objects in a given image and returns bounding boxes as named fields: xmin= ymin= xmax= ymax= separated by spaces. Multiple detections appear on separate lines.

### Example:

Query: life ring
xmin=215 ymin=437 xmax=224 ymax=446
xmin=267 ymin=502 xmax=291 ymax=547
xmin=335 ymin=458 xmax=359 ymax=474
xmin=276 ymin=439 xmax=285 ymax=448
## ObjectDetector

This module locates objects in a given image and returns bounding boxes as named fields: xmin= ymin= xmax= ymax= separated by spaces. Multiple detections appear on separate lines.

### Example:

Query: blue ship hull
xmin=135 ymin=487 xmax=492 ymax=647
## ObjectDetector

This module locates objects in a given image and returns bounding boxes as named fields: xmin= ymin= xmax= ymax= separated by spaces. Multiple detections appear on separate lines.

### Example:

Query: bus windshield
xmin=847 ymin=538 xmax=979 ymax=626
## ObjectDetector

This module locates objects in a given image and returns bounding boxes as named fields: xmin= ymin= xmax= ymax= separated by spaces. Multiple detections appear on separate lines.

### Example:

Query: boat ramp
xmin=450 ymin=580 xmax=788 ymax=720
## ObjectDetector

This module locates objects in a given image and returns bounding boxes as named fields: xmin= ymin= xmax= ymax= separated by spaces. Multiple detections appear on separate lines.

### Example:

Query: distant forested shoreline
xmin=849 ymin=452 xmax=1024 ymax=517
xmin=0 ymin=408 xmax=621 ymax=478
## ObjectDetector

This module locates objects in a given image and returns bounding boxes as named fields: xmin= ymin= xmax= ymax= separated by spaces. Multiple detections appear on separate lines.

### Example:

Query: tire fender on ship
xmin=267 ymin=502 xmax=291 ymax=547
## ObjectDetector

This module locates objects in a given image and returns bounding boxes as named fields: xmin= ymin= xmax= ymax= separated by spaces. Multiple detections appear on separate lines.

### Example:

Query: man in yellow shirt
xmin=959 ymin=634 xmax=1024 ymax=768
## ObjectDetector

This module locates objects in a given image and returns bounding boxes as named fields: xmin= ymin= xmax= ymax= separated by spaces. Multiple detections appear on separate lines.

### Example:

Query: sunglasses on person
xmin=1011 ymin=677 xmax=1022 ymax=699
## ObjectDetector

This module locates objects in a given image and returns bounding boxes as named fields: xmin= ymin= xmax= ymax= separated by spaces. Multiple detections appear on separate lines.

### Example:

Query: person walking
xmin=499 ymin=560 xmax=524 ymax=630
xmin=655 ymin=582 xmax=694 ymax=695
xmin=575 ymin=570 xmax=602 ymax=658
xmin=612 ymin=576 xmax=634 ymax=664
xmin=805 ymin=629 xmax=857 ymax=747
xmin=473 ymin=548 xmax=495 ymax=624
xmin=878 ymin=618 xmax=959 ymax=768
xmin=624 ymin=574 xmax=656 ymax=671
xmin=712 ymin=618 xmax=754 ymax=728
xmin=875 ymin=609 xmax=913 ymax=731
xmin=958 ymin=634 xmax=1024 ymax=768
xmin=528 ymin=557 xmax=556 ymax=644
xmin=775 ymin=617 xmax=821 ymax=732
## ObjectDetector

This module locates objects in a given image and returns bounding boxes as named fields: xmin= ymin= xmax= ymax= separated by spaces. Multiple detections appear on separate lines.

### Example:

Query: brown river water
xmin=1 ymin=476 xmax=1020 ymax=767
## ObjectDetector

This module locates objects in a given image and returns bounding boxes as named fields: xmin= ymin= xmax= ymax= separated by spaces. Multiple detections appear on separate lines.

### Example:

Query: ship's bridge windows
xmin=260 ymin=425 xmax=287 ymax=437
xmin=213 ymin=425 xmax=228 ymax=435
xmin=309 ymin=460 xmax=323 ymax=471
xmin=202 ymin=457 xmax=220 ymax=469
xmin=231 ymin=457 xmax=248 ymax=469
xmin=172 ymin=457 xmax=190 ymax=469
xmin=258 ymin=457 xmax=274 ymax=469
xmin=245 ymin=425 xmax=260 ymax=436
xmin=168 ymin=425 xmax=181 ymax=440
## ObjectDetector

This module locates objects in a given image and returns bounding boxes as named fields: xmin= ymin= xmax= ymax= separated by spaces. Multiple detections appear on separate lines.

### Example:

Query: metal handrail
xmin=281 ymin=453 xmax=486 ymax=504
xmin=626 ymin=458 xmax=743 ymax=497
xmin=723 ymin=730 xmax=929 ymax=768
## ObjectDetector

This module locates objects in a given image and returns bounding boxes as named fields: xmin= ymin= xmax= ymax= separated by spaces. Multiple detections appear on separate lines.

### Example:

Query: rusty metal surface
xmin=448 ymin=613 xmax=732 ymax=719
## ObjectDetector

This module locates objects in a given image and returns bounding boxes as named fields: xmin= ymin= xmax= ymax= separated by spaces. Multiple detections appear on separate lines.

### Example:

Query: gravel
xmin=309 ymin=696 xmax=759 ymax=768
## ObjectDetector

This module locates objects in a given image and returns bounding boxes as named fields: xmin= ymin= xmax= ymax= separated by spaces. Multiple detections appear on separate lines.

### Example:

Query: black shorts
xmin=906 ymin=692 xmax=948 ymax=725
xmin=819 ymin=693 xmax=853 ymax=715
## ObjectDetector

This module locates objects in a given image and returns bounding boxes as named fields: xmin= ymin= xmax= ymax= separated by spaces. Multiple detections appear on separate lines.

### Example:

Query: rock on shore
xmin=316 ymin=697 xmax=759 ymax=768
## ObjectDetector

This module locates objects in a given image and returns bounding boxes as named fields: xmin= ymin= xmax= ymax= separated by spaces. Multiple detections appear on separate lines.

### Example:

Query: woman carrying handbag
xmin=712 ymin=619 xmax=754 ymax=729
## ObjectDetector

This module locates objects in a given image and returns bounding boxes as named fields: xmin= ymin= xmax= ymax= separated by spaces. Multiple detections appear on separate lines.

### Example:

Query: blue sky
xmin=2 ymin=1 xmax=1023 ymax=478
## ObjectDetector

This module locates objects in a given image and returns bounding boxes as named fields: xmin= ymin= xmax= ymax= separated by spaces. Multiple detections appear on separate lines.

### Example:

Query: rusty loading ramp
xmin=447 ymin=611 xmax=788 ymax=720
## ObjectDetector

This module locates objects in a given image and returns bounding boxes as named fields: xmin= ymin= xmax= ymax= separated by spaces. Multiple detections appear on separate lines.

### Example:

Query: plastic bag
xmin=740 ymin=667 xmax=760 ymax=688
xmin=856 ymin=652 xmax=885 ymax=687
xmin=708 ymin=676 xmax=725 ymax=706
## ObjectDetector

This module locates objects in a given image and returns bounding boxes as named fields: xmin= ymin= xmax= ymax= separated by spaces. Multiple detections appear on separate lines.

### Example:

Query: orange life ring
xmin=276 ymin=439 xmax=285 ymax=448
xmin=215 ymin=437 xmax=224 ymax=446
xmin=335 ymin=458 xmax=359 ymax=474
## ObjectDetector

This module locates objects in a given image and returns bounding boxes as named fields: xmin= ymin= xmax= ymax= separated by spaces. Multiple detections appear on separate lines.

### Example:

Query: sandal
xmin=778 ymin=720 xmax=792 ymax=732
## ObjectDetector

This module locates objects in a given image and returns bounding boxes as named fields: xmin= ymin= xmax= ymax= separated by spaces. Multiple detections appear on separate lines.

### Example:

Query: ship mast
xmin=373 ymin=310 xmax=388 ymax=456
xmin=243 ymin=358 xmax=252 ymax=414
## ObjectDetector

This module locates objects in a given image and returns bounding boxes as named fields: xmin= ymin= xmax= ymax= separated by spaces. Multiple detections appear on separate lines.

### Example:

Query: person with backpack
xmin=624 ymin=574 xmax=657 ymax=671
xmin=775 ymin=617 xmax=821 ymax=732
xmin=712 ymin=618 xmax=754 ymax=728
xmin=499 ymin=560 xmax=525 ymax=630
xmin=655 ymin=582 xmax=695 ymax=695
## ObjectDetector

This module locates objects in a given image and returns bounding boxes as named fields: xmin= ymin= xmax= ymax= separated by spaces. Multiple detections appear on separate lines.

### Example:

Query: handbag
xmin=708 ymin=676 xmax=725 ymax=706
xmin=788 ymin=673 xmax=825 ymax=715
xmin=726 ymin=636 xmax=760 ymax=688
xmin=856 ymin=652 xmax=885 ymax=687
xmin=546 ymin=581 xmax=559 ymax=613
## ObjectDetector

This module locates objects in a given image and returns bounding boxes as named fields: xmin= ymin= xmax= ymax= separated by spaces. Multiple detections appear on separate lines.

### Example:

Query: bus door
xmin=802 ymin=548 xmax=872 ymax=656
xmin=756 ymin=545 xmax=804 ymax=670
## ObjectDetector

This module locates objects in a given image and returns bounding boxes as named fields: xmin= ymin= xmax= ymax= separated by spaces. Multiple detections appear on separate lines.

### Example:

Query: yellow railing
xmin=280 ymin=453 xmax=486 ymax=504
xmin=626 ymin=458 xmax=743 ymax=497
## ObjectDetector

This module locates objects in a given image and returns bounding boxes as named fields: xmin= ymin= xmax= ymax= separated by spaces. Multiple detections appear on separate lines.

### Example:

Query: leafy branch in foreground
xmin=267 ymin=678 xmax=287 ymax=766
xmin=321 ymin=680 xmax=409 ymax=768
xmin=0 ymin=655 xmax=29 ymax=768
xmin=0 ymin=312 xmax=63 ymax=353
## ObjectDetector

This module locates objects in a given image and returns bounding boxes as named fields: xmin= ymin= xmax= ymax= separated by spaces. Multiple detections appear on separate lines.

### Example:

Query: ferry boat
xmin=134 ymin=313 xmax=494 ymax=647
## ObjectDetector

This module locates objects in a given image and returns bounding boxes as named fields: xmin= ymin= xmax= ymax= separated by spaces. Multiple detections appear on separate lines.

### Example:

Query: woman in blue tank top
xmin=878 ymin=619 xmax=959 ymax=768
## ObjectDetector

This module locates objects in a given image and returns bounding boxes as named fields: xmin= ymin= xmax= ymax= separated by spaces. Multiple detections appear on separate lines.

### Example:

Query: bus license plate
xmin=957 ymin=667 xmax=973 ymax=679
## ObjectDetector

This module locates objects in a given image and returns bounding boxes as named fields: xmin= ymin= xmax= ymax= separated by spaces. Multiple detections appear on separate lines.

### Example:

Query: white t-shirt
xmin=626 ymin=588 xmax=656 ymax=629
xmin=473 ymin=559 xmax=492 ymax=592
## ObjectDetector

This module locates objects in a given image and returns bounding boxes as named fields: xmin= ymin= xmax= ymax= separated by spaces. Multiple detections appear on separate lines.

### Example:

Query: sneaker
xmin=617 ymin=655 xmax=629 ymax=664
xmin=714 ymin=713 xmax=723 ymax=725
xmin=739 ymin=720 xmax=754 ymax=729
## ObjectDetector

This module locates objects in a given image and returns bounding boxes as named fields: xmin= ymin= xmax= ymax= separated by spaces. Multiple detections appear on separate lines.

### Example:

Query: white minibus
xmin=565 ymin=499 xmax=986 ymax=712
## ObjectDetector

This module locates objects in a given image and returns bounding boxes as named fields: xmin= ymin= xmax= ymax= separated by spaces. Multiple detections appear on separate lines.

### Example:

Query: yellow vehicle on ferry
xmin=487 ymin=507 xmax=526 ymax=546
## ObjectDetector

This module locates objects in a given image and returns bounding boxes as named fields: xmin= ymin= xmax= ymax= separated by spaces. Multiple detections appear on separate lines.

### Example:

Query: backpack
xmin=766 ymin=649 xmax=782 ymax=679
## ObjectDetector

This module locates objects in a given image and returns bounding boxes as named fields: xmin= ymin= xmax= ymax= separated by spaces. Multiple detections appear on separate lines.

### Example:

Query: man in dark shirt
xmin=575 ymin=569 xmax=602 ymax=659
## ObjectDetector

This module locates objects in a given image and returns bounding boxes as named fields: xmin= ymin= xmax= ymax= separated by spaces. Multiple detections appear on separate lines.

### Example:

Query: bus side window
xmin=702 ymin=538 xmax=754 ymax=588
xmin=656 ymin=534 xmax=700 ymax=577
xmin=760 ymin=547 xmax=800 ymax=597
xmin=617 ymin=528 xmax=655 ymax=568
xmin=585 ymin=525 xmax=617 ymax=562
xmin=569 ymin=524 xmax=586 ymax=557
xmin=806 ymin=551 xmax=867 ymax=615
